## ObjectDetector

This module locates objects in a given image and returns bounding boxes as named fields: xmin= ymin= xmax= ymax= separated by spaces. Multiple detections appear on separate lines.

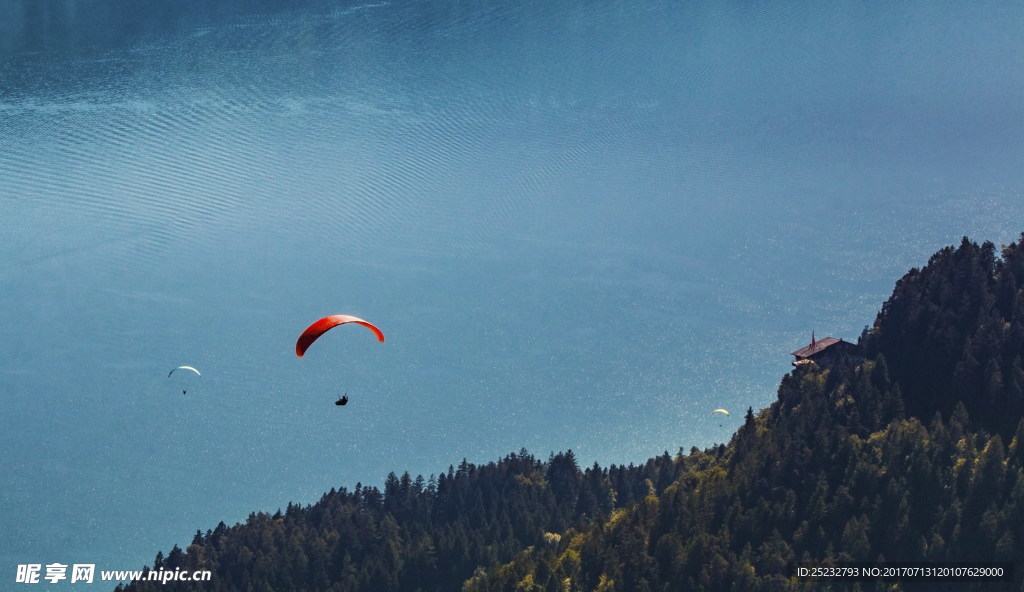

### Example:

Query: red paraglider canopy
xmin=296 ymin=315 xmax=384 ymax=357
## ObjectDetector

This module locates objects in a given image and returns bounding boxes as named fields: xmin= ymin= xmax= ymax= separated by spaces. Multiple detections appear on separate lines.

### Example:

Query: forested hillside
xmin=117 ymin=450 xmax=691 ymax=591
xmin=119 ymin=234 xmax=1024 ymax=592
xmin=863 ymin=237 xmax=1024 ymax=438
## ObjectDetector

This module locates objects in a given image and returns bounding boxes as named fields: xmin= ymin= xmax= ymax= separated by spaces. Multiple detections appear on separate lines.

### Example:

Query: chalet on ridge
xmin=791 ymin=333 xmax=862 ymax=367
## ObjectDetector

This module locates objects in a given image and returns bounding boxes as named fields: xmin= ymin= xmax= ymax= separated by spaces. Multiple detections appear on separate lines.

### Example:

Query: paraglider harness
xmin=335 ymin=394 xmax=349 ymax=406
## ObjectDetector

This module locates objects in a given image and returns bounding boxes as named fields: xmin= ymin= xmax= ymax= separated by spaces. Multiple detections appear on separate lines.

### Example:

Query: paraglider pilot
xmin=335 ymin=394 xmax=349 ymax=406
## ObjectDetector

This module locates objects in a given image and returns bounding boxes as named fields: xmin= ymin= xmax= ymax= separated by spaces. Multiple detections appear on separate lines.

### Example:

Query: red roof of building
xmin=791 ymin=336 xmax=842 ymax=358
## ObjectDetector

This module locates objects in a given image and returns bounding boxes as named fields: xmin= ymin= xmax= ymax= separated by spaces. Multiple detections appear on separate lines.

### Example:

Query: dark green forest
xmin=119 ymin=234 xmax=1024 ymax=592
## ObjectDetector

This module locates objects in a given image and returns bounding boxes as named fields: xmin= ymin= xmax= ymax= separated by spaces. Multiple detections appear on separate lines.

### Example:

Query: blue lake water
xmin=2 ymin=0 xmax=1023 ymax=587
